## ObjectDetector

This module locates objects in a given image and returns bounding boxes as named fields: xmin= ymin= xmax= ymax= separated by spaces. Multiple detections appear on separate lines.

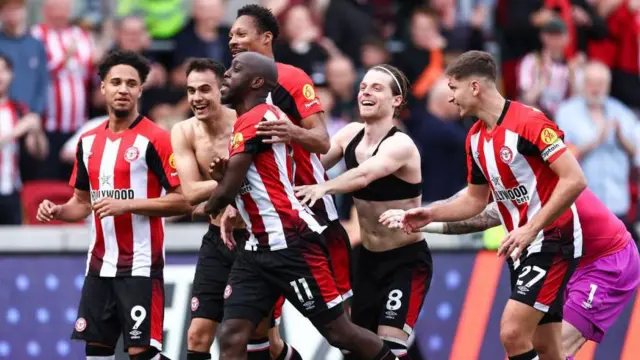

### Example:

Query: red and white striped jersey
xmin=31 ymin=24 xmax=93 ymax=133
xmin=269 ymin=63 xmax=339 ymax=222
xmin=0 ymin=101 xmax=25 ymax=195
xmin=229 ymin=103 xmax=326 ymax=251
xmin=466 ymin=100 xmax=583 ymax=259
xmin=69 ymin=116 xmax=180 ymax=277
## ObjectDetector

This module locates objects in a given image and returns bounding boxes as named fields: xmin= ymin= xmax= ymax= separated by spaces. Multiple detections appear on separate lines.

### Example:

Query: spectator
xmin=0 ymin=54 xmax=45 ymax=224
xmin=309 ymin=0 xmax=375 ymax=67
xmin=393 ymin=8 xmax=445 ymax=102
xmin=588 ymin=0 xmax=640 ymax=111
xmin=172 ymin=0 xmax=232 ymax=69
xmin=556 ymin=61 xmax=639 ymax=241
xmin=517 ymin=17 xmax=582 ymax=118
xmin=325 ymin=55 xmax=358 ymax=123
xmin=428 ymin=0 xmax=488 ymax=54
xmin=0 ymin=0 xmax=50 ymax=182
xmin=406 ymin=77 xmax=467 ymax=202
xmin=359 ymin=36 xmax=391 ymax=71
xmin=274 ymin=5 xmax=328 ymax=84
xmin=30 ymin=0 xmax=95 ymax=181
xmin=115 ymin=0 xmax=186 ymax=40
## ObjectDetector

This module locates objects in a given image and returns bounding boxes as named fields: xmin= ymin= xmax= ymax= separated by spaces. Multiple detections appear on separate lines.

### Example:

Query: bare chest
xmin=192 ymin=129 xmax=232 ymax=180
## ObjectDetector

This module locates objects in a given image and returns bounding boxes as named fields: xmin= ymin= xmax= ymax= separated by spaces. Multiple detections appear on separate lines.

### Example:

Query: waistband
xmin=360 ymin=239 xmax=430 ymax=259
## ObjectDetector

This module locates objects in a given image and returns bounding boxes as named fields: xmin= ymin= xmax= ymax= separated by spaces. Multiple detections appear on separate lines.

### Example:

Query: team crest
xmin=124 ymin=146 xmax=140 ymax=162
xmin=169 ymin=153 xmax=176 ymax=169
xmin=231 ymin=133 xmax=244 ymax=150
xmin=75 ymin=317 xmax=87 ymax=332
xmin=191 ymin=297 xmax=199 ymax=311
xmin=302 ymin=84 xmax=315 ymax=100
xmin=500 ymin=146 xmax=513 ymax=164
xmin=224 ymin=285 xmax=232 ymax=299
xmin=541 ymin=128 xmax=558 ymax=145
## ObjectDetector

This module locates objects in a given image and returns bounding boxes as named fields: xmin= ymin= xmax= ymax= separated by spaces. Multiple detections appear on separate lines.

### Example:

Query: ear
xmin=251 ymin=77 xmax=264 ymax=89
xmin=100 ymin=81 xmax=106 ymax=96
xmin=470 ymin=80 xmax=480 ymax=96
xmin=263 ymin=32 xmax=273 ymax=46
xmin=392 ymin=95 xmax=403 ymax=108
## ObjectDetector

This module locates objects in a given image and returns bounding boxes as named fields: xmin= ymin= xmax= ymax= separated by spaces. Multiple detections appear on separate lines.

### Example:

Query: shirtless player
xmin=170 ymin=58 xmax=298 ymax=360
xmin=295 ymin=64 xmax=433 ymax=359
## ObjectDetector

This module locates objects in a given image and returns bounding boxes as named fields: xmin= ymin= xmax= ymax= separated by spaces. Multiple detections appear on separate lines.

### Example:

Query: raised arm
xmin=320 ymin=122 xmax=363 ymax=170
xmin=171 ymin=123 xmax=218 ymax=205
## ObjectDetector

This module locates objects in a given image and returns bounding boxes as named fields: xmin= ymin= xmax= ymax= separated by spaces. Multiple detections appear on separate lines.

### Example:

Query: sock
xmin=509 ymin=349 xmax=539 ymax=360
xmin=129 ymin=347 xmax=167 ymax=360
xmin=274 ymin=343 xmax=303 ymax=360
xmin=247 ymin=337 xmax=270 ymax=360
xmin=381 ymin=336 xmax=410 ymax=359
xmin=187 ymin=350 xmax=211 ymax=360
xmin=86 ymin=344 xmax=115 ymax=360
xmin=372 ymin=344 xmax=399 ymax=360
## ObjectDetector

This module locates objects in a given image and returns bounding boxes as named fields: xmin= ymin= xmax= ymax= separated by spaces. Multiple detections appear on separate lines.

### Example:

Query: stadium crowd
xmin=0 ymin=0 xmax=638 ymax=242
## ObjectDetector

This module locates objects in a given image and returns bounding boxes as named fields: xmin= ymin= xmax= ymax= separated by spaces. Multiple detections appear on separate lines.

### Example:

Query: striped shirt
xmin=69 ymin=116 xmax=180 ymax=277
xmin=31 ymin=24 xmax=93 ymax=133
xmin=0 ymin=101 xmax=25 ymax=195
xmin=466 ymin=100 xmax=583 ymax=262
xmin=229 ymin=104 xmax=326 ymax=251
xmin=269 ymin=62 xmax=339 ymax=223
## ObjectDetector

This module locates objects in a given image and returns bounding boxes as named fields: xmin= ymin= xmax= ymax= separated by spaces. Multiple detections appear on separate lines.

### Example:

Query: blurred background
xmin=0 ymin=0 xmax=639 ymax=359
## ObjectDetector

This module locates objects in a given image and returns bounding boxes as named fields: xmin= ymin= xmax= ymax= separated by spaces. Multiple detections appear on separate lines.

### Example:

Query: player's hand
xmin=93 ymin=198 xmax=131 ymax=219
xmin=255 ymin=114 xmax=294 ymax=144
xmin=498 ymin=225 xmax=537 ymax=260
xmin=37 ymin=199 xmax=61 ymax=222
xmin=378 ymin=209 xmax=407 ymax=230
xmin=220 ymin=206 xmax=239 ymax=250
xmin=191 ymin=203 xmax=207 ymax=220
xmin=294 ymin=184 xmax=326 ymax=208
xmin=209 ymin=157 xmax=228 ymax=182
xmin=399 ymin=207 xmax=434 ymax=233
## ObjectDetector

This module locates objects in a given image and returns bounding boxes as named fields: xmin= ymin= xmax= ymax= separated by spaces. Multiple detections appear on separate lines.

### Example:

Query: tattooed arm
xmin=442 ymin=202 xmax=501 ymax=234
xmin=429 ymin=187 xmax=467 ymax=206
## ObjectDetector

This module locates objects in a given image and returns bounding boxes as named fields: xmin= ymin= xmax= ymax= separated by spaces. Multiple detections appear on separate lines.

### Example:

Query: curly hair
xmin=98 ymin=50 xmax=151 ymax=84
xmin=237 ymin=4 xmax=280 ymax=40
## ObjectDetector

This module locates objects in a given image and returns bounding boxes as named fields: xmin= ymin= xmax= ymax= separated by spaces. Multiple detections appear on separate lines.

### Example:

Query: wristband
xmin=420 ymin=222 xmax=444 ymax=234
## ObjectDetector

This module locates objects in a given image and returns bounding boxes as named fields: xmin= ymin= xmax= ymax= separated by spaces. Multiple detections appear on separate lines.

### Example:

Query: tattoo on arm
xmin=443 ymin=202 xmax=501 ymax=234
xmin=429 ymin=188 xmax=466 ymax=207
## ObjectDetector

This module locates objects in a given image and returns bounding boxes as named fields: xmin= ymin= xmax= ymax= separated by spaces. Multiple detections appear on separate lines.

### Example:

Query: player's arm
xmin=170 ymin=123 xmax=218 ymax=205
xmin=204 ymin=153 xmax=252 ymax=217
xmin=258 ymin=76 xmax=330 ymax=154
xmin=322 ymin=134 xmax=413 ymax=194
xmin=320 ymin=122 xmax=362 ymax=170
xmin=525 ymin=151 xmax=586 ymax=233
xmin=38 ymin=142 xmax=93 ymax=223
xmin=120 ymin=186 xmax=191 ymax=217
xmin=441 ymin=202 xmax=501 ymax=234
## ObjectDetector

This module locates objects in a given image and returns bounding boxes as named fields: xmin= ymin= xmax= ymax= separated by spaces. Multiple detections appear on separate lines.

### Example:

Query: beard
xmin=113 ymin=108 xmax=131 ymax=118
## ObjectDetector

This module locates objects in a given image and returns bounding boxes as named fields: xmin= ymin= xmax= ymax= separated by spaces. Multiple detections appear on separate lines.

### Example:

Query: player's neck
xmin=363 ymin=117 xmax=394 ymax=145
xmin=108 ymin=111 xmax=140 ymax=133
xmin=201 ymin=107 xmax=231 ymax=135
xmin=236 ymin=95 xmax=266 ymax=116
xmin=476 ymin=91 xmax=506 ymax=131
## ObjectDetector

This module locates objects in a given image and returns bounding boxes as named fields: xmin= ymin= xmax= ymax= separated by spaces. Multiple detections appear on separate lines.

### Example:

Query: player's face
xmin=220 ymin=57 xmax=251 ymax=105
xmin=229 ymin=15 xmax=271 ymax=57
xmin=187 ymin=70 xmax=222 ymax=120
xmin=101 ymin=64 xmax=142 ymax=118
xmin=358 ymin=70 xmax=401 ymax=120
xmin=0 ymin=59 xmax=12 ymax=95
xmin=447 ymin=77 xmax=478 ymax=117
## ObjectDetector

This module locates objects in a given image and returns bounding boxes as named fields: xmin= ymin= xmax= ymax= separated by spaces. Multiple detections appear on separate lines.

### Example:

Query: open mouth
xmin=360 ymin=100 xmax=375 ymax=107
xmin=230 ymin=48 xmax=245 ymax=56
xmin=193 ymin=104 xmax=208 ymax=111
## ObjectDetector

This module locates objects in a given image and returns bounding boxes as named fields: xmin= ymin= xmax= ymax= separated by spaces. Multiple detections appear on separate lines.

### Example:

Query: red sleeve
xmin=146 ymin=130 xmax=180 ymax=191
xmin=271 ymin=67 xmax=323 ymax=123
xmin=518 ymin=112 xmax=567 ymax=164
xmin=229 ymin=107 xmax=272 ymax=157
xmin=466 ymin=127 xmax=488 ymax=185
xmin=69 ymin=140 xmax=90 ymax=191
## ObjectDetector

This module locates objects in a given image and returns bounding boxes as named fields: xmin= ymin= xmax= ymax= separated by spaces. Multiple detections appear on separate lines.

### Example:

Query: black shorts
xmin=190 ymin=224 xmax=246 ymax=322
xmin=324 ymin=220 xmax=353 ymax=299
xmin=71 ymin=275 xmax=164 ymax=350
xmin=351 ymin=240 xmax=433 ymax=335
xmin=223 ymin=230 xmax=344 ymax=327
xmin=508 ymin=251 xmax=578 ymax=324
